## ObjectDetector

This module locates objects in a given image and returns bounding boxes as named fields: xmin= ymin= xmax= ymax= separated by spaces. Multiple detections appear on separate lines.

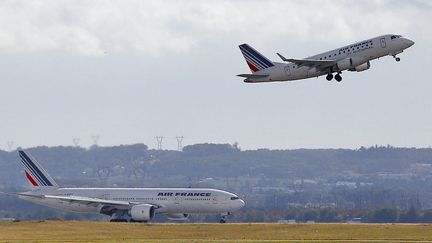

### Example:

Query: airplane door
xmin=284 ymin=66 xmax=291 ymax=76
xmin=174 ymin=196 xmax=184 ymax=210
xmin=212 ymin=195 xmax=218 ymax=205
xmin=380 ymin=37 xmax=386 ymax=48
xmin=174 ymin=196 xmax=182 ymax=205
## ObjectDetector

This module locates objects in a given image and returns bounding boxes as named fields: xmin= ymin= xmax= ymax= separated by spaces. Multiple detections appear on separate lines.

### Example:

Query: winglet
xmin=277 ymin=53 xmax=289 ymax=62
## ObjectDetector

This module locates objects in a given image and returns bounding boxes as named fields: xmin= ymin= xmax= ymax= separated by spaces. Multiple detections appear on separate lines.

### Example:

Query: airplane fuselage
xmin=20 ymin=187 xmax=244 ymax=215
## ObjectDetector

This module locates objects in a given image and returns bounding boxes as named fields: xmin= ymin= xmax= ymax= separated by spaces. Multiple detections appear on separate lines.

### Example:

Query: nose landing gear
xmin=219 ymin=212 xmax=231 ymax=223
xmin=393 ymin=55 xmax=401 ymax=62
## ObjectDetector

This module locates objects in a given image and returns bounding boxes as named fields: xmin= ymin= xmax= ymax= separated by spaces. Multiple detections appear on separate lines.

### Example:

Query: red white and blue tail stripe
xmin=239 ymin=44 xmax=274 ymax=73
xmin=18 ymin=150 xmax=58 ymax=187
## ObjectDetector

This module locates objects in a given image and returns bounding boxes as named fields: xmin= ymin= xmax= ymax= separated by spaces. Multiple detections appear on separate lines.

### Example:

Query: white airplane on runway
xmin=1 ymin=150 xmax=244 ymax=223
xmin=238 ymin=34 xmax=414 ymax=83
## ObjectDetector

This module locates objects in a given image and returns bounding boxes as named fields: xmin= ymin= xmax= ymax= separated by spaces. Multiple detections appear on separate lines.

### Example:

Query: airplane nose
xmin=404 ymin=39 xmax=415 ymax=48
xmin=408 ymin=40 xmax=415 ymax=47
xmin=239 ymin=199 xmax=245 ymax=208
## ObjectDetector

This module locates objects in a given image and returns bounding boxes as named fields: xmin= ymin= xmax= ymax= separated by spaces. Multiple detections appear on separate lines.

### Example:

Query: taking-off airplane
xmin=238 ymin=34 xmax=414 ymax=83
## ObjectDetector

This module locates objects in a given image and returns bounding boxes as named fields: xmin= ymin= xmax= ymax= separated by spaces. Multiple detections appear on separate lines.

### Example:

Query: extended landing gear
xmin=393 ymin=55 xmax=401 ymax=62
xmin=110 ymin=218 xmax=147 ymax=223
xmin=335 ymin=73 xmax=342 ymax=82
xmin=110 ymin=219 xmax=128 ymax=223
xmin=326 ymin=72 xmax=342 ymax=82
xmin=129 ymin=219 xmax=147 ymax=223
xmin=109 ymin=212 xmax=129 ymax=223
xmin=219 ymin=212 xmax=231 ymax=223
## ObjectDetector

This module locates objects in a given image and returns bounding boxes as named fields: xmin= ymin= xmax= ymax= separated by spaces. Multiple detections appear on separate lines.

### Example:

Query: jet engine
xmin=337 ymin=57 xmax=368 ymax=71
xmin=167 ymin=213 xmax=189 ymax=221
xmin=349 ymin=61 xmax=371 ymax=72
xmin=130 ymin=204 xmax=155 ymax=221
xmin=336 ymin=58 xmax=352 ymax=70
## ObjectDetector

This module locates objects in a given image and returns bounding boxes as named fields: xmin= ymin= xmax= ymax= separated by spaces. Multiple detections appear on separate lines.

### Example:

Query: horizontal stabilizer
xmin=237 ymin=74 xmax=269 ymax=78
xmin=0 ymin=191 xmax=44 ymax=198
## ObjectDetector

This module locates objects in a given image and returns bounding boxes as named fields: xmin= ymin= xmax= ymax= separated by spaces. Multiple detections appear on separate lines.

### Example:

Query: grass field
xmin=1 ymin=221 xmax=432 ymax=243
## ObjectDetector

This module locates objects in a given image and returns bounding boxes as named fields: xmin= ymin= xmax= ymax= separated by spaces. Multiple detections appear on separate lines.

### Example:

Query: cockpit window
xmin=391 ymin=35 xmax=402 ymax=40
xmin=230 ymin=196 xmax=239 ymax=200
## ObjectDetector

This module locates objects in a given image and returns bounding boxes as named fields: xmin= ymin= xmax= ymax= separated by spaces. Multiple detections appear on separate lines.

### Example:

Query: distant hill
xmin=1 ymin=143 xmax=432 ymax=187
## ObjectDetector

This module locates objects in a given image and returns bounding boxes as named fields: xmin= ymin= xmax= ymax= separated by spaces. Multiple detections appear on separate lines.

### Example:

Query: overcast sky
xmin=0 ymin=0 xmax=431 ymax=150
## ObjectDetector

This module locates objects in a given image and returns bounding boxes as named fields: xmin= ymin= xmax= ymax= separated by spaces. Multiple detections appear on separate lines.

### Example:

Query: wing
xmin=9 ymin=192 xmax=159 ymax=210
xmin=45 ymin=195 xmax=132 ymax=209
xmin=277 ymin=53 xmax=336 ymax=70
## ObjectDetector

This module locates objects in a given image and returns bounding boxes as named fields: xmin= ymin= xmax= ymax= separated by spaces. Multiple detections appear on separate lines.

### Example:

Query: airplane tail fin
xmin=18 ymin=150 xmax=59 ymax=188
xmin=239 ymin=44 xmax=274 ymax=73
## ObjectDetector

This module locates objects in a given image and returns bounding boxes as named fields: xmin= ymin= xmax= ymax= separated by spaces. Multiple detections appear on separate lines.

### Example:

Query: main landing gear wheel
xmin=335 ymin=74 xmax=342 ymax=82
xmin=326 ymin=73 xmax=333 ymax=81
xmin=110 ymin=219 xmax=128 ymax=222
xmin=129 ymin=219 xmax=146 ymax=223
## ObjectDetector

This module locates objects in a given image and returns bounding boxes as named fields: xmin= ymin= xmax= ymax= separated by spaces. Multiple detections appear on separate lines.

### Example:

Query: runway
xmin=1 ymin=221 xmax=432 ymax=242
